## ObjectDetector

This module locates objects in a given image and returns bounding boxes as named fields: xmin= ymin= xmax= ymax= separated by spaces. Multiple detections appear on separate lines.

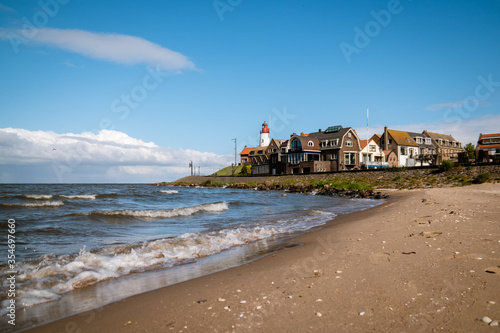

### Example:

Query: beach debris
xmin=124 ymin=320 xmax=132 ymax=326
xmin=197 ymin=299 xmax=207 ymax=303
xmin=217 ymin=298 xmax=226 ymax=302
xmin=224 ymin=306 xmax=231 ymax=311
xmin=256 ymin=305 xmax=262 ymax=310
xmin=336 ymin=276 xmax=341 ymax=279
xmin=313 ymin=270 xmax=322 ymax=277
xmin=240 ymin=300 xmax=247 ymax=304
xmin=316 ymin=299 xmax=323 ymax=302
xmin=402 ymin=251 xmax=416 ymax=255
xmin=359 ymin=312 xmax=365 ymax=316
xmin=420 ymin=231 xmax=442 ymax=238
xmin=490 ymin=320 xmax=499 ymax=326
xmin=315 ymin=312 xmax=322 ymax=317
xmin=485 ymin=266 xmax=500 ymax=274
xmin=488 ymin=301 xmax=496 ymax=305
xmin=287 ymin=295 xmax=293 ymax=299
xmin=336 ymin=270 xmax=342 ymax=274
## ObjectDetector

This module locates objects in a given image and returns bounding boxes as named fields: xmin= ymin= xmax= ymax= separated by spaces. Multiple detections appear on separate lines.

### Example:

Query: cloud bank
xmin=0 ymin=27 xmax=196 ymax=71
xmin=0 ymin=129 xmax=231 ymax=183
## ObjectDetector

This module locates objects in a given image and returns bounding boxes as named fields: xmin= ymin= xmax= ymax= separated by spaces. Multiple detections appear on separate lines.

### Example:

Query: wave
xmin=159 ymin=190 xmax=179 ymax=194
xmin=1 ymin=224 xmax=286 ymax=309
xmin=59 ymin=194 xmax=97 ymax=200
xmin=0 ymin=200 xmax=64 ymax=207
xmin=81 ymin=202 xmax=228 ymax=219
xmin=26 ymin=194 xmax=54 ymax=200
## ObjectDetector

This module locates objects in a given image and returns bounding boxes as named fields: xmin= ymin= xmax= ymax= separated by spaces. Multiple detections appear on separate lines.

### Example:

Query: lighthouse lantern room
xmin=260 ymin=121 xmax=270 ymax=147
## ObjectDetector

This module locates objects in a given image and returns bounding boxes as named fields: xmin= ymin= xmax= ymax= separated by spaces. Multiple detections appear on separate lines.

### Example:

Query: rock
xmin=217 ymin=298 xmax=226 ymax=302
xmin=315 ymin=312 xmax=322 ymax=317
xmin=481 ymin=316 xmax=493 ymax=324
xmin=490 ymin=320 xmax=499 ymax=326
xmin=359 ymin=312 xmax=365 ymax=316
xmin=488 ymin=301 xmax=496 ymax=305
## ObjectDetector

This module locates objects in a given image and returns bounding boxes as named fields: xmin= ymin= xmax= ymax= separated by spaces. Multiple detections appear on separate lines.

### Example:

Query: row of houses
xmin=239 ymin=122 xmax=469 ymax=175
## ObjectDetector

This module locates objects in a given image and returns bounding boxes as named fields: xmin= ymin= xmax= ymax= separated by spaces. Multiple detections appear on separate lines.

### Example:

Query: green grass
xmin=211 ymin=165 xmax=243 ymax=176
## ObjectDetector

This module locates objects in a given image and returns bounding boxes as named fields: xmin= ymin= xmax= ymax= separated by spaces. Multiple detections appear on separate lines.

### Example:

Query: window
xmin=346 ymin=140 xmax=352 ymax=147
xmin=348 ymin=132 xmax=352 ymax=138
xmin=291 ymin=138 xmax=302 ymax=152
xmin=400 ymin=147 xmax=408 ymax=155
xmin=425 ymin=138 xmax=431 ymax=145
xmin=369 ymin=145 xmax=376 ymax=152
xmin=308 ymin=141 xmax=314 ymax=147
xmin=344 ymin=152 xmax=356 ymax=165
xmin=415 ymin=137 xmax=422 ymax=144
xmin=331 ymin=153 xmax=338 ymax=160
xmin=388 ymin=139 xmax=392 ymax=144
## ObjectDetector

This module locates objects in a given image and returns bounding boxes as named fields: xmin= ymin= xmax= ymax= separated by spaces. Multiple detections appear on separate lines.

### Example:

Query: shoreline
xmin=22 ymin=183 xmax=500 ymax=332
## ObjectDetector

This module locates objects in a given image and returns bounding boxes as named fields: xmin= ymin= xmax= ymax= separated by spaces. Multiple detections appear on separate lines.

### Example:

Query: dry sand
xmin=26 ymin=183 xmax=500 ymax=332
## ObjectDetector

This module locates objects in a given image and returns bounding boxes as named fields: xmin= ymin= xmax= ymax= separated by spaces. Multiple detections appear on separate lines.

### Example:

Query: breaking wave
xmin=0 ymin=201 xmax=64 ymax=207
xmin=80 ymin=202 xmax=228 ymax=219
xmin=59 ymin=194 xmax=97 ymax=200
xmin=159 ymin=190 xmax=179 ymax=194
xmin=1 ymin=224 xmax=287 ymax=309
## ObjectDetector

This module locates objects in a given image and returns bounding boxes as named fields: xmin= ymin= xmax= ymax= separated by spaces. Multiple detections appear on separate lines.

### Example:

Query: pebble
xmin=217 ymin=298 xmax=226 ymax=302
xmin=488 ymin=301 xmax=496 ymax=305
xmin=336 ymin=270 xmax=342 ymax=274
xmin=481 ymin=316 xmax=493 ymax=324
xmin=315 ymin=312 xmax=322 ymax=317
xmin=240 ymin=301 xmax=246 ymax=304
xmin=287 ymin=296 xmax=293 ymax=299
xmin=224 ymin=306 xmax=231 ymax=311
xmin=316 ymin=299 xmax=323 ymax=302
xmin=236 ymin=289 xmax=241 ymax=293
xmin=256 ymin=306 xmax=262 ymax=310
xmin=491 ymin=320 xmax=499 ymax=326
xmin=359 ymin=312 xmax=365 ymax=316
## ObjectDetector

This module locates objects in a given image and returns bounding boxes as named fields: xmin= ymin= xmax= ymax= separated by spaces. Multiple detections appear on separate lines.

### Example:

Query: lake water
xmin=0 ymin=183 xmax=383 ymax=331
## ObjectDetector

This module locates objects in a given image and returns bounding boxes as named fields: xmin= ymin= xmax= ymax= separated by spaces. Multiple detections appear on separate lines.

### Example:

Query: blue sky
xmin=1 ymin=0 xmax=499 ymax=182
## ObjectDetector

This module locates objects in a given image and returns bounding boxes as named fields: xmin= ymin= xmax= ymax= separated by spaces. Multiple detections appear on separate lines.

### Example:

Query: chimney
xmin=383 ymin=126 xmax=389 ymax=151
xmin=319 ymin=129 xmax=321 ymax=132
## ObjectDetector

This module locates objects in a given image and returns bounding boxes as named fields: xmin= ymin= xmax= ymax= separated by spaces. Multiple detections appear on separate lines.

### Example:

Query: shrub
xmin=240 ymin=163 xmax=252 ymax=176
xmin=439 ymin=160 xmax=454 ymax=172
xmin=473 ymin=173 xmax=490 ymax=184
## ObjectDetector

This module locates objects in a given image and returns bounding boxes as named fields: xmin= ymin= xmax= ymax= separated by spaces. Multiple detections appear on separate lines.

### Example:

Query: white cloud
xmin=0 ymin=27 xmax=196 ymax=71
xmin=355 ymin=113 xmax=500 ymax=145
xmin=0 ymin=128 xmax=231 ymax=182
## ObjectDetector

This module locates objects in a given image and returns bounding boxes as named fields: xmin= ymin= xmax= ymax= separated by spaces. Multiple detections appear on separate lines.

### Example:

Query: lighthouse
xmin=260 ymin=121 xmax=270 ymax=147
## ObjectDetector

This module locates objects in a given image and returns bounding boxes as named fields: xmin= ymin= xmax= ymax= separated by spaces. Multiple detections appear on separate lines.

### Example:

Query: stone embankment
xmin=190 ymin=181 xmax=388 ymax=199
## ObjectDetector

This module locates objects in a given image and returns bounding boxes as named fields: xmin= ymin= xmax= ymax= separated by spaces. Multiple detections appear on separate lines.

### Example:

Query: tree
xmin=465 ymin=143 xmax=476 ymax=159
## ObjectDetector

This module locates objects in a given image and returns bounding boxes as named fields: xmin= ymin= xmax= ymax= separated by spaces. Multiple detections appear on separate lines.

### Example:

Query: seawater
xmin=0 ymin=184 xmax=382 ymax=331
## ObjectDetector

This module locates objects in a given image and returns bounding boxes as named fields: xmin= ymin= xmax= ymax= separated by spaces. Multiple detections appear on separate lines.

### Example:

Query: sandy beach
xmin=25 ymin=183 xmax=500 ymax=332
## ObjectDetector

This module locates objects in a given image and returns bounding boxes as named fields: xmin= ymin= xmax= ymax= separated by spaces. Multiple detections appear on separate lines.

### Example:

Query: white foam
xmin=87 ymin=202 xmax=228 ymax=218
xmin=60 ymin=194 xmax=97 ymax=200
xmin=5 ymin=224 xmax=288 ymax=309
xmin=159 ymin=190 xmax=179 ymax=194
xmin=1 ymin=200 xmax=64 ymax=207
xmin=26 ymin=194 xmax=53 ymax=200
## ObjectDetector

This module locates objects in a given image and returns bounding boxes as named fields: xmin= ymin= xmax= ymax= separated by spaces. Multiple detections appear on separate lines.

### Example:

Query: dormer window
xmin=308 ymin=141 xmax=314 ymax=147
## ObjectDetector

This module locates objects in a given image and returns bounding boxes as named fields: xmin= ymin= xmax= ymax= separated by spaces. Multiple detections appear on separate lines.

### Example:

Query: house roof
xmin=290 ymin=136 xmax=320 ymax=151
xmin=424 ymin=131 xmax=460 ymax=146
xmin=479 ymin=133 xmax=500 ymax=141
xmin=387 ymin=129 xmax=418 ymax=147
xmin=407 ymin=131 xmax=434 ymax=148
xmin=239 ymin=147 xmax=254 ymax=156
xmin=478 ymin=144 xmax=500 ymax=149
xmin=359 ymin=140 xmax=368 ymax=150
xmin=371 ymin=134 xmax=382 ymax=145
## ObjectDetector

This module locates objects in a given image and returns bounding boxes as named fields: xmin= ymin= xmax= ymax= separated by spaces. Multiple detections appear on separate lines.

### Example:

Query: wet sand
xmin=24 ymin=183 xmax=500 ymax=332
